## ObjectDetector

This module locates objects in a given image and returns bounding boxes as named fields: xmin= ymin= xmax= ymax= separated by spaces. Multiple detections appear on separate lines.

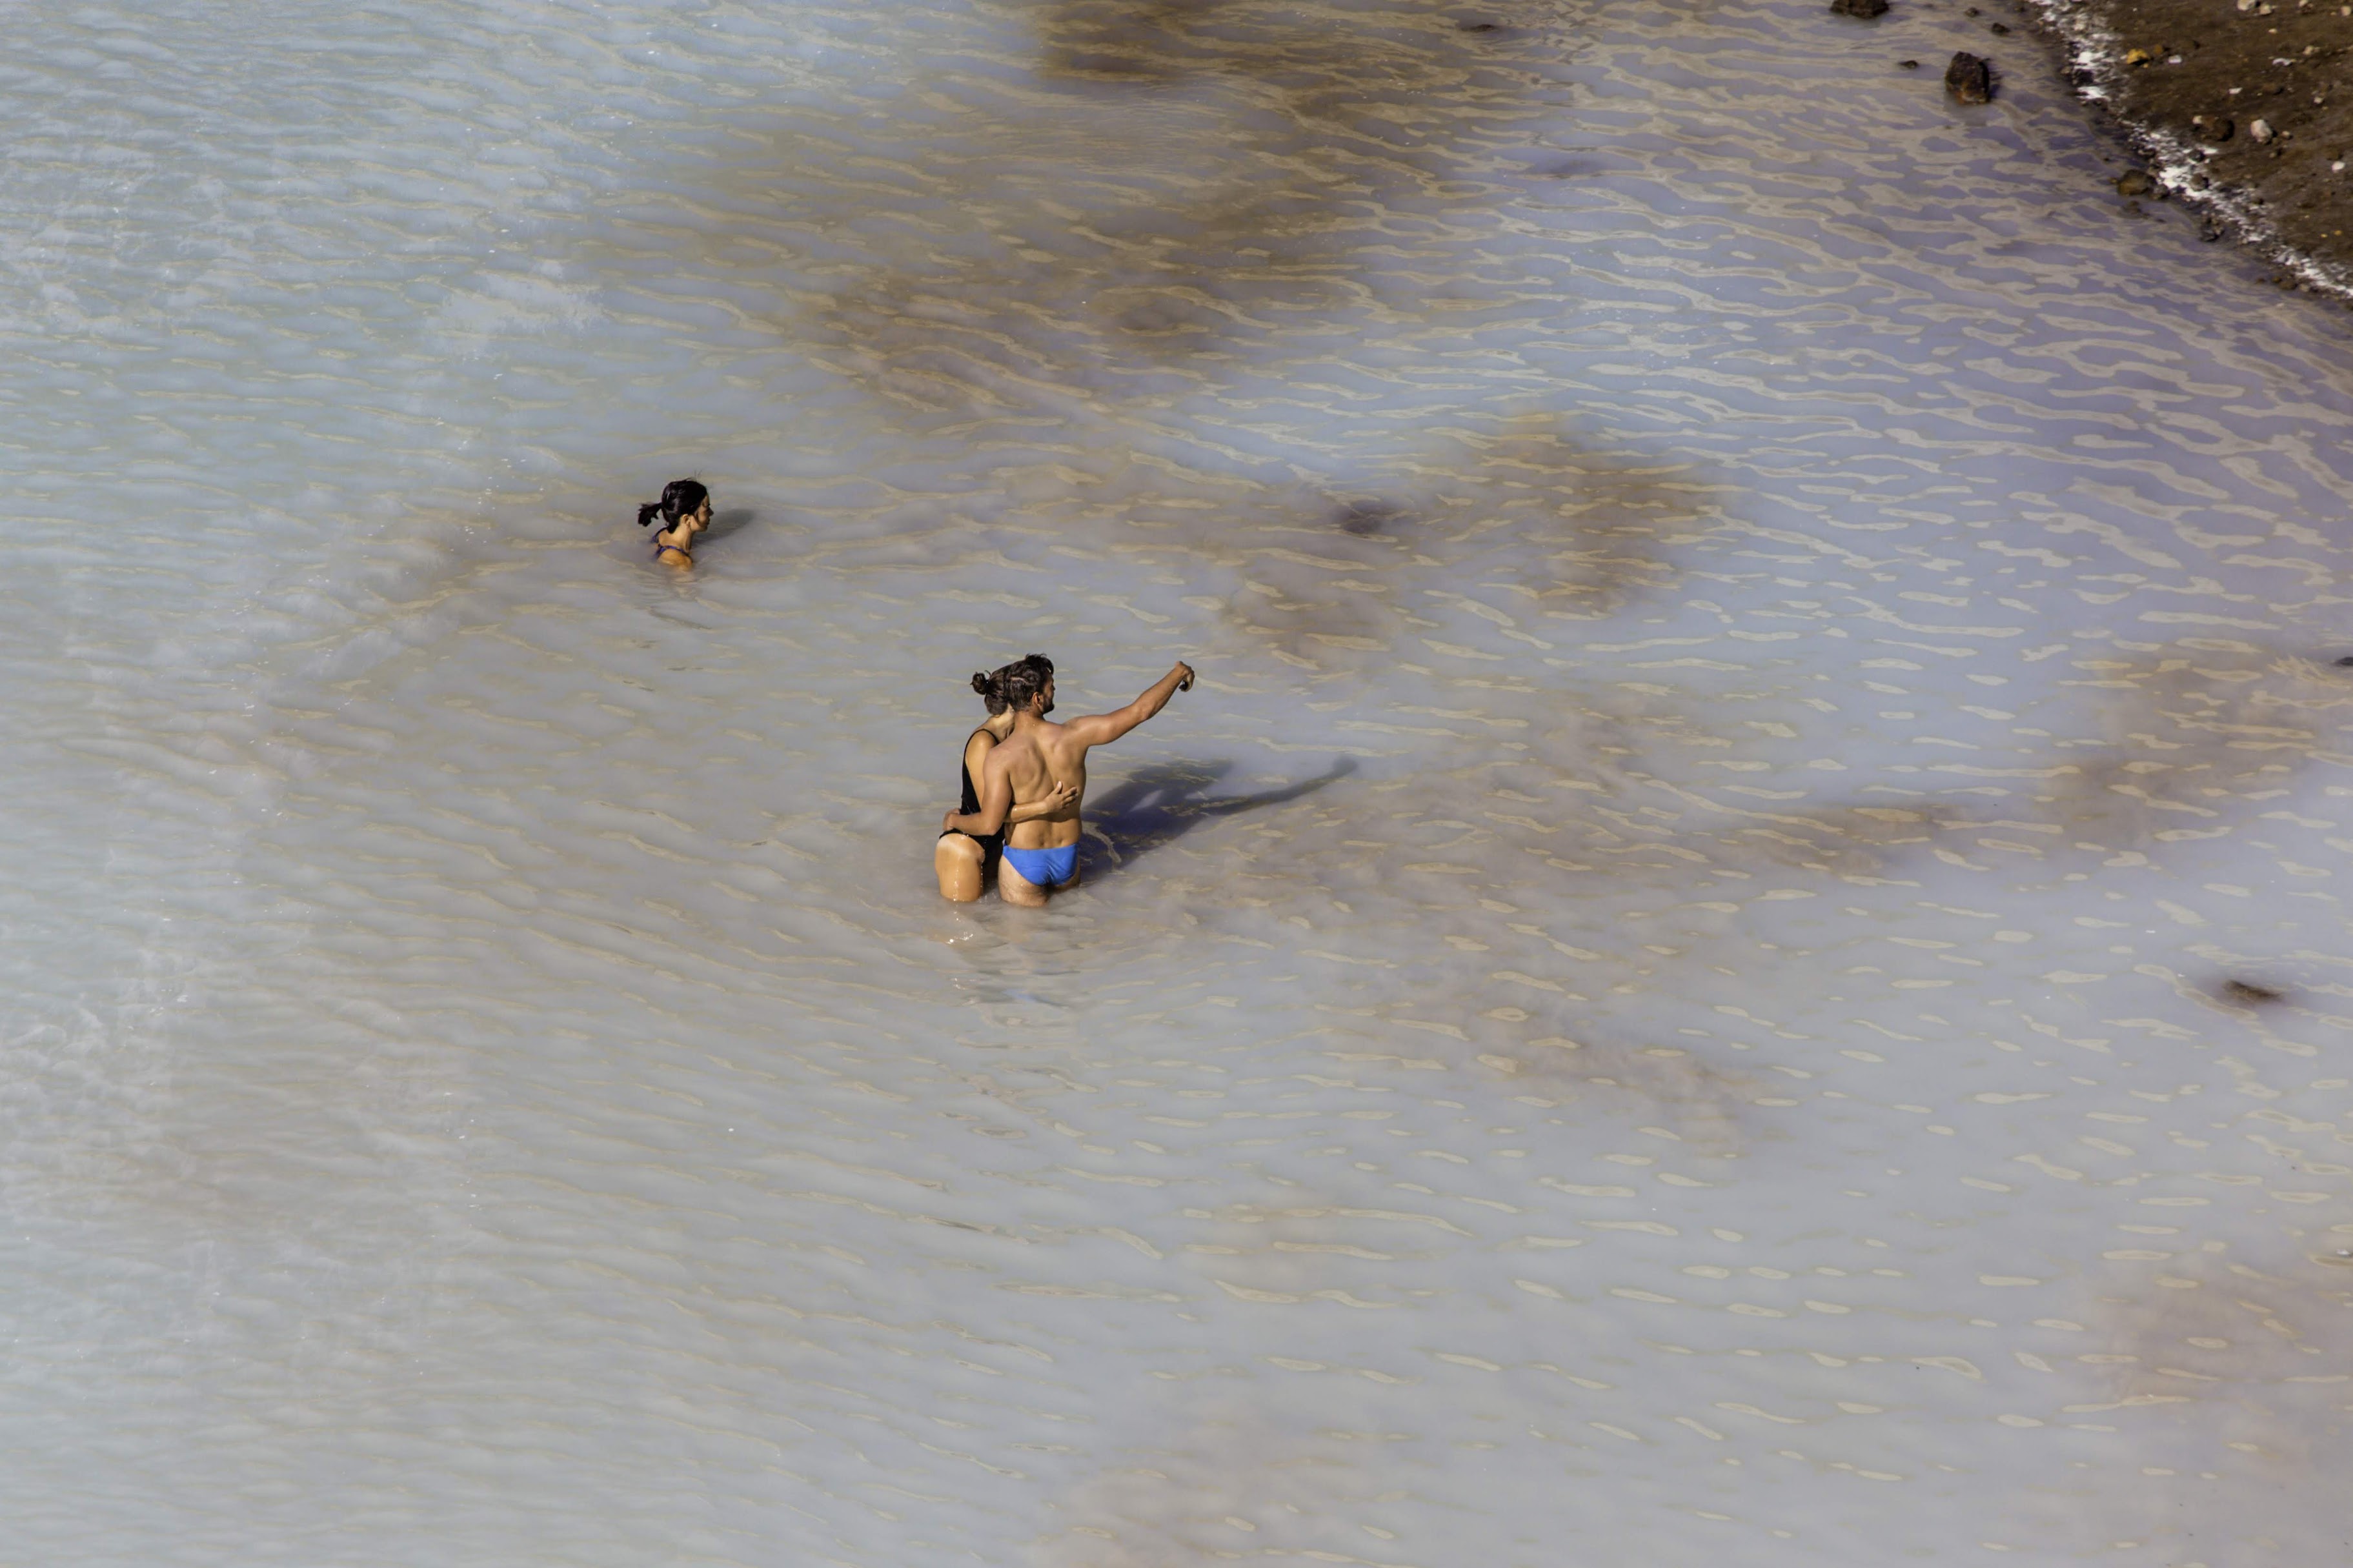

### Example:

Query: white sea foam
xmin=4 ymin=0 xmax=2351 ymax=1562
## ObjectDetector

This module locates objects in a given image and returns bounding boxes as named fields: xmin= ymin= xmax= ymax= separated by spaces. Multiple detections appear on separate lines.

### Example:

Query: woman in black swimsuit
xmin=640 ymin=477 xmax=712 ymax=568
xmin=936 ymin=658 xmax=1077 ymax=903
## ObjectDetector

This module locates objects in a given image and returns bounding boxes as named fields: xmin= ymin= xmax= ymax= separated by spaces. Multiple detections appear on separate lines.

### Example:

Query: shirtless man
xmin=940 ymin=654 xmax=1196 ymax=906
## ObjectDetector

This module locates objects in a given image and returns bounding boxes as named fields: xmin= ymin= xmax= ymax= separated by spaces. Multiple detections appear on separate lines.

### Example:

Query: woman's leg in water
xmin=936 ymin=834 xmax=987 ymax=902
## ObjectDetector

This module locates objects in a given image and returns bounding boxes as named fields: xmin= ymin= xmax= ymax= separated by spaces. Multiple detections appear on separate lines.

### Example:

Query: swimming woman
xmin=639 ymin=478 xmax=712 ymax=568
xmin=936 ymin=659 xmax=1078 ymax=903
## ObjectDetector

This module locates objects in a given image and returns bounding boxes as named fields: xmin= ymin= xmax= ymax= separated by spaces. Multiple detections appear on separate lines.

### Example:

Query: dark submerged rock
xmin=1946 ymin=51 xmax=1995 ymax=104
xmin=1831 ymin=0 xmax=1890 ymax=17
xmin=1332 ymin=500 xmax=1408 ymax=537
xmin=2116 ymin=168 xmax=2153 ymax=196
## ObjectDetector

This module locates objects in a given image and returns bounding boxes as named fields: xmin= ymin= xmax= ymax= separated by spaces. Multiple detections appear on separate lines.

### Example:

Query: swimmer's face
xmin=685 ymin=499 xmax=712 ymax=534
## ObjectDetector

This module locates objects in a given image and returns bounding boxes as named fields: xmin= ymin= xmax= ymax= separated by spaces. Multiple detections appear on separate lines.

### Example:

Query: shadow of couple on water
xmin=949 ymin=759 xmax=1353 ymax=1010
xmin=1082 ymin=757 xmax=1356 ymax=872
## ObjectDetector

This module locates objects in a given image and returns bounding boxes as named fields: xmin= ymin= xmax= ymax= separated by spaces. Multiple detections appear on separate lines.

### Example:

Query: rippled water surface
xmin=6 ymin=0 xmax=2353 ymax=1562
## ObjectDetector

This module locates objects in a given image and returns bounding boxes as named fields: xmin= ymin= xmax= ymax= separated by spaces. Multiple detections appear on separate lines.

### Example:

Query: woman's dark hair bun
xmin=971 ymin=672 xmax=992 ymax=696
xmin=638 ymin=477 xmax=710 ymax=529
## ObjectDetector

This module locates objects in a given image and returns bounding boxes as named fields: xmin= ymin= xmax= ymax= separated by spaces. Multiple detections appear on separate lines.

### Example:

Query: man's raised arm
xmin=1062 ymin=661 xmax=1195 ymax=749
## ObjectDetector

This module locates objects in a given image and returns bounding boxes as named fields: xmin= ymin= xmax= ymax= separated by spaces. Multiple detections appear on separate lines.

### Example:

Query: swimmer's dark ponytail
xmin=638 ymin=477 xmax=710 ymax=530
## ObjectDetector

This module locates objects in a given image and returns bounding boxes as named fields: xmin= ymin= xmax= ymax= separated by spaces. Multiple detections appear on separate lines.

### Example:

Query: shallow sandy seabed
xmin=3 ymin=1 xmax=2352 ymax=1564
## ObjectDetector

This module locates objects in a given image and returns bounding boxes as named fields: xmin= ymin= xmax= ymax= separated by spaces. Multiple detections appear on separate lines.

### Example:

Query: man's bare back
xmin=941 ymin=657 xmax=1195 ymax=905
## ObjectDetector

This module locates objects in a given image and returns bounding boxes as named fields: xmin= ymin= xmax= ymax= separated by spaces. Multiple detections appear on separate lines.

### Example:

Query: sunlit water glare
xmin=5 ymin=0 xmax=2351 ymax=1563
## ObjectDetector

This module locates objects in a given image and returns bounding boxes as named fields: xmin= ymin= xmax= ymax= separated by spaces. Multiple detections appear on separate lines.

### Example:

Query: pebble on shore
xmin=2039 ymin=0 xmax=2352 ymax=296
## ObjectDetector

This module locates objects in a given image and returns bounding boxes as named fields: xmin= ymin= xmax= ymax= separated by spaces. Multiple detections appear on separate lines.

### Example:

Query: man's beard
xmin=1040 ymin=698 xmax=1054 ymax=715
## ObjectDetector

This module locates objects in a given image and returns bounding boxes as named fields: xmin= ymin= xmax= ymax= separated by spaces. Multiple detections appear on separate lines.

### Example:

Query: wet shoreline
xmin=2027 ymin=0 xmax=2353 ymax=300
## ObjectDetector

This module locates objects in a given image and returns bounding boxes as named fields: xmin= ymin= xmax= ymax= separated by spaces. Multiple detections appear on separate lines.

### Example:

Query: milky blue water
xmin=5 ymin=0 xmax=2352 ymax=1563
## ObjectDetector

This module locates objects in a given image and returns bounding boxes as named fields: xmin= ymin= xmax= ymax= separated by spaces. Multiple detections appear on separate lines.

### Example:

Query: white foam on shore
xmin=2026 ymin=0 xmax=2353 ymax=300
xmin=4 ymin=0 xmax=2351 ymax=1563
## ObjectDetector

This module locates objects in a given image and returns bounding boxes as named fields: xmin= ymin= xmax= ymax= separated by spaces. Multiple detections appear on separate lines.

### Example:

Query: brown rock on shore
xmin=1947 ymin=50 xmax=1998 ymax=102
xmin=2037 ymin=0 xmax=2351 ymax=296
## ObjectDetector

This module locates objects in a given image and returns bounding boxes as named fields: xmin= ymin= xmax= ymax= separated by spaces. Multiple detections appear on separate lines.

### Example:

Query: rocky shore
xmin=2032 ymin=0 xmax=2352 ymax=299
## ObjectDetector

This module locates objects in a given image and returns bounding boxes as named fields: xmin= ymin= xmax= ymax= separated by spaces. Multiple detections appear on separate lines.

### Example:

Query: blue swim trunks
xmin=1002 ymin=843 xmax=1079 ymax=889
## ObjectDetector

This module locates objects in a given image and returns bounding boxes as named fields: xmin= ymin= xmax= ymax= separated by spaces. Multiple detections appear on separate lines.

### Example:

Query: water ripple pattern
xmin=3 ymin=0 xmax=2350 ymax=1563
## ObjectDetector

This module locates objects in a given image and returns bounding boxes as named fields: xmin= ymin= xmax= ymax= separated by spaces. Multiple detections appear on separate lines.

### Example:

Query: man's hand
xmin=1063 ymin=660 xmax=1198 ymax=749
